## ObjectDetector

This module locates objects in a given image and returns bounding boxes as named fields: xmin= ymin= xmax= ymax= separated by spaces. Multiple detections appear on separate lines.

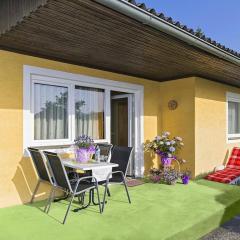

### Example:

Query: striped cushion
xmin=226 ymin=147 xmax=240 ymax=170
xmin=205 ymin=168 xmax=240 ymax=184
xmin=205 ymin=147 xmax=240 ymax=184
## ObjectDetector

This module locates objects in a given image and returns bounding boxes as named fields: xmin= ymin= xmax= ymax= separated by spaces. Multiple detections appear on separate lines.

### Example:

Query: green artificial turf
xmin=1 ymin=180 xmax=240 ymax=240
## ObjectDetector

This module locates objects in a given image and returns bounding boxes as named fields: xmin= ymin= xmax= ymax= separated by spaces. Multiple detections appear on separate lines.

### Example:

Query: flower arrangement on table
xmin=74 ymin=135 xmax=95 ymax=163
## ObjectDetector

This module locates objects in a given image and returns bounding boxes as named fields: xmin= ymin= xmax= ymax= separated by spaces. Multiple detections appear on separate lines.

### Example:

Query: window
xmin=228 ymin=101 xmax=240 ymax=134
xmin=24 ymin=66 xmax=144 ymax=177
xmin=34 ymin=83 xmax=68 ymax=140
xmin=75 ymin=86 xmax=104 ymax=139
xmin=227 ymin=92 xmax=240 ymax=141
xmin=31 ymin=80 xmax=105 ymax=145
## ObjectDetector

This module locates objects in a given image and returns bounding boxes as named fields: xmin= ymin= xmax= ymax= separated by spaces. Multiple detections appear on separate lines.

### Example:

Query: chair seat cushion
xmin=109 ymin=174 xmax=123 ymax=183
xmin=97 ymin=173 xmax=124 ymax=185
xmin=205 ymin=168 xmax=240 ymax=184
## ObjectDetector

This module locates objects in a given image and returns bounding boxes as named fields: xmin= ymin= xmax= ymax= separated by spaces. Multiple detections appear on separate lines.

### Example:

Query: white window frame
xmin=226 ymin=92 xmax=240 ymax=143
xmin=23 ymin=65 xmax=145 ymax=177
xmin=31 ymin=79 xmax=72 ymax=145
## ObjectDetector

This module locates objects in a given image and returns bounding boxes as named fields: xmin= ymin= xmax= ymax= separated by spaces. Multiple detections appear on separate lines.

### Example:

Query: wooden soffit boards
xmin=0 ymin=0 xmax=240 ymax=86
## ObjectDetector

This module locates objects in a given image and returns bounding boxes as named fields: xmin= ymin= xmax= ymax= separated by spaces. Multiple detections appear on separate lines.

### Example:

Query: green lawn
xmin=1 ymin=180 xmax=240 ymax=240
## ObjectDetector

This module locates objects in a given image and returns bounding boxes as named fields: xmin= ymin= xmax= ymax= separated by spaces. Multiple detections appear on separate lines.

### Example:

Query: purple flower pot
xmin=161 ymin=157 xmax=172 ymax=166
xmin=75 ymin=148 xmax=91 ymax=163
xmin=182 ymin=175 xmax=190 ymax=185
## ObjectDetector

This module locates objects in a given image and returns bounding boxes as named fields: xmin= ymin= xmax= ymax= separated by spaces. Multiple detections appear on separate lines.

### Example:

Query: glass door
xmin=111 ymin=93 xmax=134 ymax=175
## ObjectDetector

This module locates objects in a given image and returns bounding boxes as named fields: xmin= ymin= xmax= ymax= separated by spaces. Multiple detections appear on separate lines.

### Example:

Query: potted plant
xmin=180 ymin=170 xmax=191 ymax=185
xmin=163 ymin=169 xmax=179 ymax=185
xmin=146 ymin=132 xmax=184 ymax=167
xmin=74 ymin=135 xmax=95 ymax=163
xmin=148 ymin=167 xmax=180 ymax=185
xmin=149 ymin=168 xmax=163 ymax=183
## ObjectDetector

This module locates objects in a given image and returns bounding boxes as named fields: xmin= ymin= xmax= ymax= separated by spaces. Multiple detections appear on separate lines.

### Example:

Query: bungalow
xmin=1 ymin=0 xmax=240 ymax=208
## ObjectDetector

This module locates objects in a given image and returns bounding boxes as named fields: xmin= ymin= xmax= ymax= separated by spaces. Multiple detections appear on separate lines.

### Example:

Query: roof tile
xmin=147 ymin=8 xmax=156 ymax=15
xmin=125 ymin=0 xmax=239 ymax=57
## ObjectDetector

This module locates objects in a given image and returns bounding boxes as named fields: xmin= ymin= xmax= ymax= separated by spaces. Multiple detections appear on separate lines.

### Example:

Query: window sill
xmin=27 ymin=139 xmax=109 ymax=148
xmin=227 ymin=137 xmax=240 ymax=144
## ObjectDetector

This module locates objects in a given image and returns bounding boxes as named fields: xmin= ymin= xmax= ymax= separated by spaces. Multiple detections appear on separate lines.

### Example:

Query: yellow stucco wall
xmin=0 ymin=49 xmax=163 ymax=208
xmin=1 ymin=49 xmax=238 ymax=208
xmin=194 ymin=77 xmax=240 ymax=176
xmin=160 ymin=78 xmax=196 ymax=176
xmin=144 ymin=74 xmax=240 ymax=178
xmin=159 ymin=77 xmax=240 ymax=177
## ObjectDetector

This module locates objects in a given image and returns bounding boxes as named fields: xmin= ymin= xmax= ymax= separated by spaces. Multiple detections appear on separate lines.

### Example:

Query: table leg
xmin=73 ymin=190 xmax=92 ymax=212
xmin=77 ymin=192 xmax=85 ymax=205
xmin=73 ymin=189 xmax=106 ymax=212
xmin=92 ymin=189 xmax=107 ymax=206
xmin=53 ymin=192 xmax=69 ymax=202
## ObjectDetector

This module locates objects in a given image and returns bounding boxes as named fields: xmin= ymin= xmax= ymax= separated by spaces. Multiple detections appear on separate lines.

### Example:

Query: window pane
xmin=75 ymin=86 xmax=104 ymax=139
xmin=228 ymin=101 xmax=240 ymax=134
xmin=34 ymin=83 xmax=68 ymax=140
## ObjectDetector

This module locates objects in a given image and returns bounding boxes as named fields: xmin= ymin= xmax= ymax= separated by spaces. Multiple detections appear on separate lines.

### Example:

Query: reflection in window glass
xmin=75 ymin=86 xmax=104 ymax=139
xmin=34 ymin=83 xmax=68 ymax=140
xmin=228 ymin=101 xmax=240 ymax=134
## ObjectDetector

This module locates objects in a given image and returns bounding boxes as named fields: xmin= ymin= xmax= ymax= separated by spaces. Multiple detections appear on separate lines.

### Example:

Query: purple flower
xmin=74 ymin=135 xmax=95 ymax=149
xmin=155 ymin=136 xmax=161 ymax=141
xmin=169 ymin=146 xmax=175 ymax=152
xmin=163 ymin=131 xmax=170 ymax=136
xmin=88 ymin=145 xmax=96 ymax=154
xmin=175 ymin=136 xmax=183 ymax=141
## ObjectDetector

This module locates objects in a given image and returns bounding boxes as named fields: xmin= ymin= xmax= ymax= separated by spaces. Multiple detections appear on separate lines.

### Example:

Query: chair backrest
xmin=28 ymin=147 xmax=52 ymax=183
xmin=110 ymin=146 xmax=133 ymax=176
xmin=96 ymin=143 xmax=113 ymax=161
xmin=227 ymin=147 xmax=240 ymax=170
xmin=43 ymin=151 xmax=71 ymax=191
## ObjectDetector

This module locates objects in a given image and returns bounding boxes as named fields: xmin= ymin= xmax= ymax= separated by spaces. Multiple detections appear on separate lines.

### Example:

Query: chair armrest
xmin=70 ymin=179 xmax=77 ymax=183
xmin=214 ymin=165 xmax=225 ymax=172
xmin=72 ymin=176 xmax=98 ymax=193
xmin=105 ymin=170 xmax=125 ymax=183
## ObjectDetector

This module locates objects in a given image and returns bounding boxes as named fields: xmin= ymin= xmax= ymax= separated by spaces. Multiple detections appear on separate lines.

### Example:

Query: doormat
xmin=126 ymin=178 xmax=145 ymax=187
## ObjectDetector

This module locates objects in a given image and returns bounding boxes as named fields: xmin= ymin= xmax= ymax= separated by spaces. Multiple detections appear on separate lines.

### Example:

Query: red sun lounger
xmin=205 ymin=147 xmax=240 ymax=184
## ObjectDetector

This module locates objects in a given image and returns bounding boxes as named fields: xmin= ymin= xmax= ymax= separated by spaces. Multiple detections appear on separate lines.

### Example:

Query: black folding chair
xmin=28 ymin=148 xmax=54 ymax=209
xmin=43 ymin=151 xmax=102 ymax=224
xmin=101 ymin=146 xmax=133 ymax=212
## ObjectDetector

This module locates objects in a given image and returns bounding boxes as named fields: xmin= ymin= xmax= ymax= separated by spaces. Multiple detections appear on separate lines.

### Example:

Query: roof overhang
xmin=96 ymin=0 xmax=240 ymax=66
xmin=0 ymin=0 xmax=240 ymax=86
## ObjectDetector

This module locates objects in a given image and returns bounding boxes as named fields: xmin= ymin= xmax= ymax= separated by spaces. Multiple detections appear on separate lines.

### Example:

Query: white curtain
xmin=34 ymin=83 xmax=68 ymax=140
xmin=75 ymin=86 xmax=104 ymax=139
xmin=228 ymin=101 xmax=240 ymax=134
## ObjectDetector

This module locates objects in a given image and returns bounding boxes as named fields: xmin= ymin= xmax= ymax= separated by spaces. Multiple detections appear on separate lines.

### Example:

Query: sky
xmin=141 ymin=0 xmax=240 ymax=52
